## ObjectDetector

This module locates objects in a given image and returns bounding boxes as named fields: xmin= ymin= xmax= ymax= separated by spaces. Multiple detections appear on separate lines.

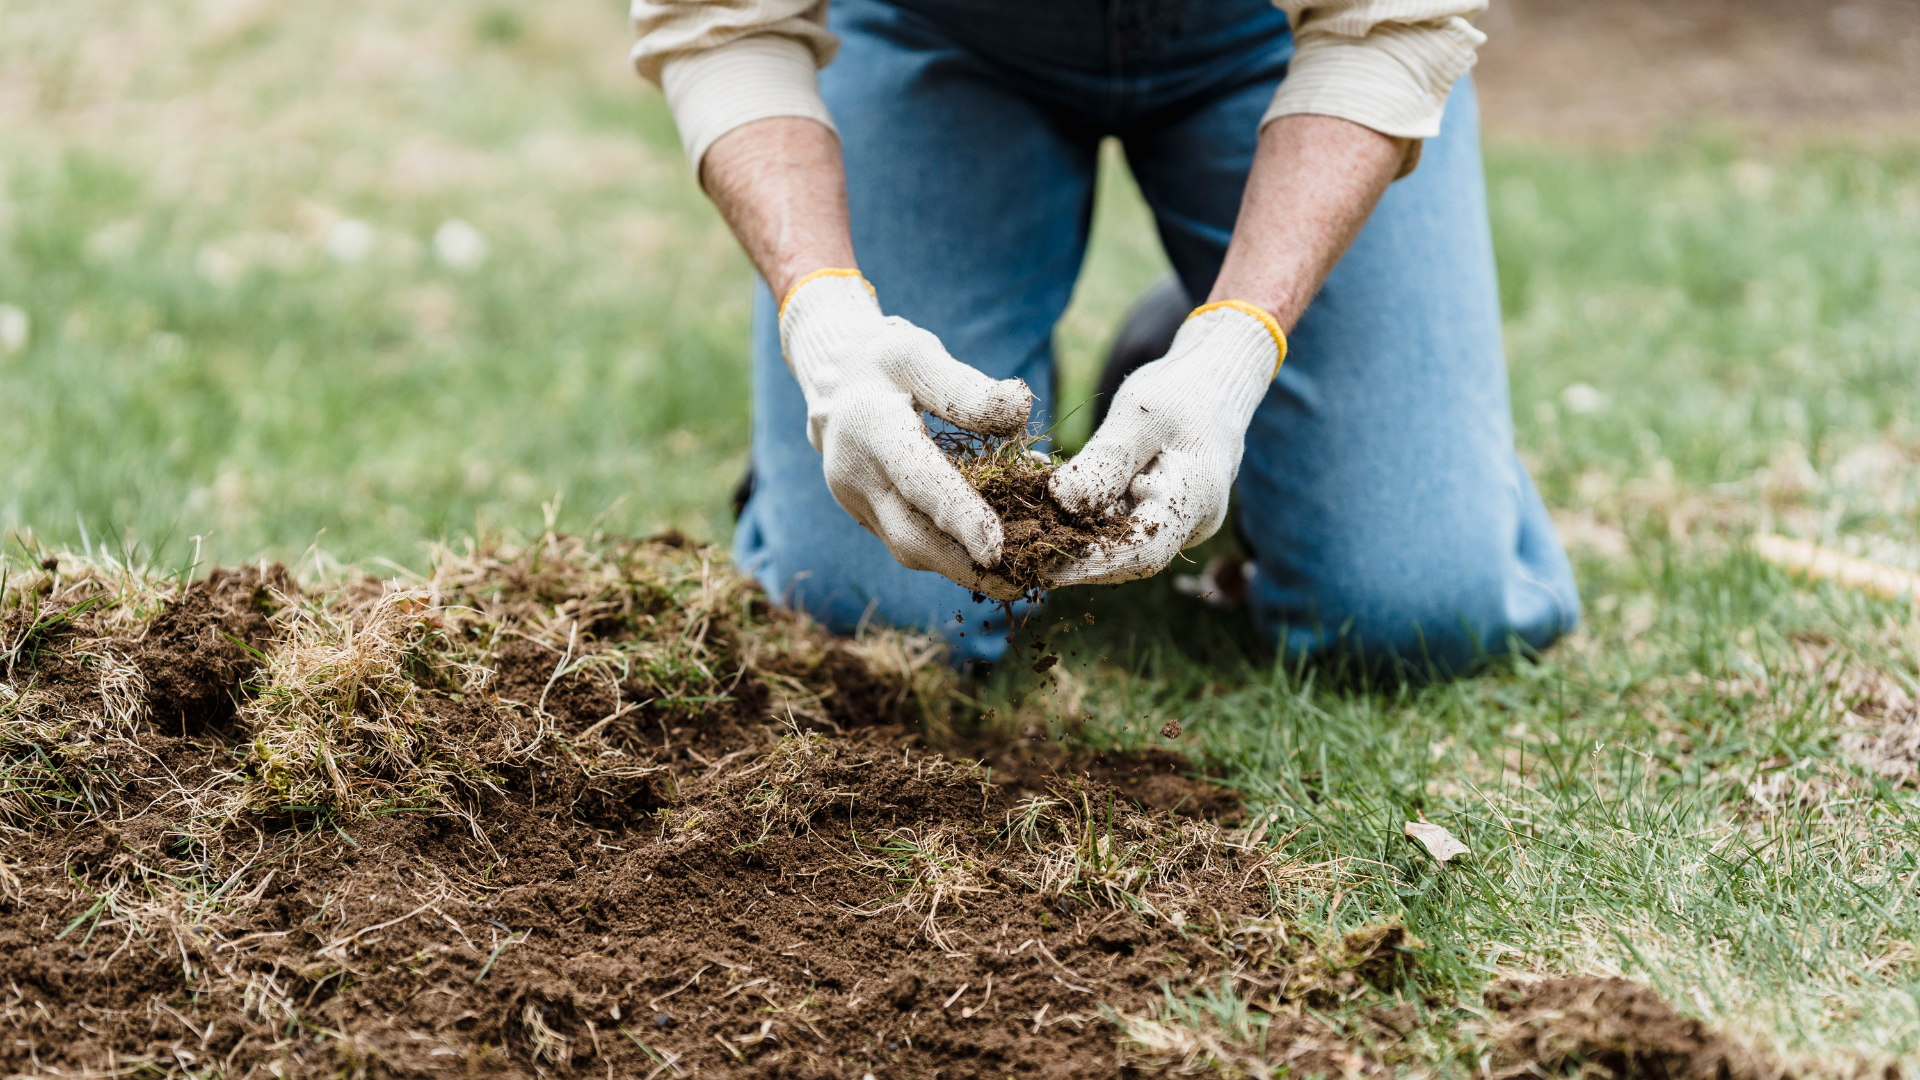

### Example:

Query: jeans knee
xmin=1253 ymin=544 xmax=1579 ymax=678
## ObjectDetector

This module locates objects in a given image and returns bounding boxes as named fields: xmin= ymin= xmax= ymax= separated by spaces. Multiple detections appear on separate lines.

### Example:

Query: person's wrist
xmin=1203 ymin=279 xmax=1307 ymax=331
xmin=776 ymin=268 xmax=883 ymax=392
xmin=774 ymin=262 xmax=863 ymax=311
xmin=1183 ymin=299 xmax=1288 ymax=382
xmin=777 ymin=266 xmax=874 ymax=326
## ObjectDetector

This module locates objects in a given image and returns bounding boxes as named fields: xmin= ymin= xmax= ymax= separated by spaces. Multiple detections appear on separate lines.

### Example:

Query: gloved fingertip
xmin=963 ymin=519 xmax=1003 ymax=570
xmin=1048 ymin=460 xmax=1112 ymax=516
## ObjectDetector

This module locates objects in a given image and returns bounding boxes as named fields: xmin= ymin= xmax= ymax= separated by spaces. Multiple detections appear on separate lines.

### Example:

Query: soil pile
xmin=941 ymin=433 xmax=1136 ymax=594
xmin=0 ymin=533 xmax=1409 ymax=1080
xmin=1486 ymin=976 xmax=1790 ymax=1080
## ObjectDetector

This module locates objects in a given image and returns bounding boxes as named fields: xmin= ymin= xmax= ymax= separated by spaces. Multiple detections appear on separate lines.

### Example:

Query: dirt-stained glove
xmin=1046 ymin=300 xmax=1286 ymax=586
xmin=779 ymin=269 xmax=1034 ymax=601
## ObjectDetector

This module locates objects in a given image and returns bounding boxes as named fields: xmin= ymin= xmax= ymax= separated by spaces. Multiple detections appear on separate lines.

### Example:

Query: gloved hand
xmin=1047 ymin=300 xmax=1285 ymax=586
xmin=780 ymin=269 xmax=1034 ymax=600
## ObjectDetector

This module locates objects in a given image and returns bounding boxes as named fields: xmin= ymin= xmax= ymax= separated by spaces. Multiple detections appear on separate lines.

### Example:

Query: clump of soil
xmin=137 ymin=564 xmax=290 ymax=736
xmin=0 ymin=532 xmax=1404 ymax=1080
xmin=1486 ymin=975 xmax=1786 ymax=1080
xmin=940 ymin=431 xmax=1136 ymax=593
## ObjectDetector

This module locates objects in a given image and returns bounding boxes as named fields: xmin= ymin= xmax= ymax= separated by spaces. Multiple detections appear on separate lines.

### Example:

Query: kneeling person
xmin=630 ymin=0 xmax=1581 ymax=675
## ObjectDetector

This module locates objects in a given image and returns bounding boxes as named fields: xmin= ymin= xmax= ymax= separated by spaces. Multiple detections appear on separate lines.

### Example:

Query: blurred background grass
xmin=4 ymin=0 xmax=1914 ymax=571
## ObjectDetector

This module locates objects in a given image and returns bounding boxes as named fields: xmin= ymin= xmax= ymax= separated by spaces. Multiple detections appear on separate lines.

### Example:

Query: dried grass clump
xmin=237 ymin=587 xmax=504 ymax=818
xmin=937 ymin=428 xmax=1057 ymax=493
xmin=1004 ymin=785 xmax=1317 ymax=921
xmin=1 ymin=543 xmax=184 ymax=640
xmin=420 ymin=531 xmax=952 ymax=741
xmin=0 ymin=680 xmax=80 ymax=828
xmin=1 ymin=544 xmax=187 ymax=829
xmin=845 ymin=826 xmax=996 ymax=949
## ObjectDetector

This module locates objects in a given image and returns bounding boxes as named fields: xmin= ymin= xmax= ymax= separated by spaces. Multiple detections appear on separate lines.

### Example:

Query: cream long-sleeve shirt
xmin=632 ymin=0 xmax=1485 ymax=177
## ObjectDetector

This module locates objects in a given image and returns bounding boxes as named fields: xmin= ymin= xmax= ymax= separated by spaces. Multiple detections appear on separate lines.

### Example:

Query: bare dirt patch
xmin=974 ymin=742 xmax=1244 ymax=823
xmin=0 ymin=535 xmax=1402 ymax=1080
xmin=1486 ymin=975 xmax=1786 ymax=1080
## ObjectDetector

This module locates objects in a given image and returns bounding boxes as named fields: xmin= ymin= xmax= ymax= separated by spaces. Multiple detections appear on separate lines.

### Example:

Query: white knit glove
xmin=1048 ymin=300 xmax=1286 ymax=586
xmin=779 ymin=269 xmax=1034 ymax=600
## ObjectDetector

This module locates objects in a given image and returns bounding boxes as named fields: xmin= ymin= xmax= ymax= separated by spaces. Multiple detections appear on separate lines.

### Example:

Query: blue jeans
xmin=732 ymin=0 xmax=1581 ymax=674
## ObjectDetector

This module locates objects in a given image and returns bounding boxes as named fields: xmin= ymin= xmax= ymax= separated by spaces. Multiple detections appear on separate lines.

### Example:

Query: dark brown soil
xmin=974 ymin=462 xmax=1136 ymax=593
xmin=974 ymin=742 xmax=1244 ymax=823
xmin=0 ymin=539 xmax=1397 ymax=1080
xmin=136 ymin=565 xmax=291 ymax=736
xmin=1486 ymin=975 xmax=1788 ymax=1080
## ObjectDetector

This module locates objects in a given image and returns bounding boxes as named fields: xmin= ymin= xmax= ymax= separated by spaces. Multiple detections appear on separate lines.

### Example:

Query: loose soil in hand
xmin=0 ymin=533 xmax=1401 ymax=1080
xmin=940 ymin=432 xmax=1136 ymax=593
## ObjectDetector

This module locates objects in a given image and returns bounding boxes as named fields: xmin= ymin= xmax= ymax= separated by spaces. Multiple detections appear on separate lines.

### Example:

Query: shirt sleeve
xmin=631 ymin=0 xmax=841 ymax=174
xmin=1266 ymin=0 xmax=1487 ymax=173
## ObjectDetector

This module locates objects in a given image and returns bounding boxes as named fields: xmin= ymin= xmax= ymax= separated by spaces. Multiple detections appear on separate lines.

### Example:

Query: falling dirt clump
xmin=940 ymin=430 xmax=1136 ymax=592
xmin=1486 ymin=975 xmax=1787 ymax=1080
xmin=0 ymin=531 xmax=1396 ymax=1080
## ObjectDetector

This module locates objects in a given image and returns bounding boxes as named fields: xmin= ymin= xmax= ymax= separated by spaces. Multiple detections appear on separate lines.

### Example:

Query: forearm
xmin=1208 ymin=114 xmax=1408 ymax=331
xmin=701 ymin=116 xmax=857 ymax=303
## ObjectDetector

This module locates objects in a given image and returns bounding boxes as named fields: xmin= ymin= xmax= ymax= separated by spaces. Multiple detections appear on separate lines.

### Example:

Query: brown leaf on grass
xmin=1404 ymin=821 xmax=1469 ymax=864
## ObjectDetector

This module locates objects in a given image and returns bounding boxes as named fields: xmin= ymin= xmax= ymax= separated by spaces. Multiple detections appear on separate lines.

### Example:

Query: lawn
xmin=4 ymin=0 xmax=1920 ymax=1073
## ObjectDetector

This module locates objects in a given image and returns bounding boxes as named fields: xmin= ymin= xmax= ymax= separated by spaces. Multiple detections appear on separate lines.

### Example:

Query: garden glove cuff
xmin=779 ymin=269 xmax=1034 ymax=601
xmin=1046 ymin=300 xmax=1285 ymax=587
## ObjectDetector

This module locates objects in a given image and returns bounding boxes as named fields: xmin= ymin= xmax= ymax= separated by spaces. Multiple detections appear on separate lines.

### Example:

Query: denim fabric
xmin=731 ymin=0 xmax=1581 ymax=673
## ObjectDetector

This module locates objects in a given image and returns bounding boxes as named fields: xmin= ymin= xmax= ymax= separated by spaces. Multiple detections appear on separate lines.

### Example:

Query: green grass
xmin=3 ymin=1 xmax=1920 ymax=1071
xmin=0 ymin=0 xmax=746 ymax=565
xmin=1000 ymin=545 xmax=1920 ymax=1069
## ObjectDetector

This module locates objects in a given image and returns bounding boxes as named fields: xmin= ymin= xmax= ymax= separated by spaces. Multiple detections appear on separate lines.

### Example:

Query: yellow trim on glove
xmin=779 ymin=267 xmax=873 ymax=322
xmin=1187 ymin=299 xmax=1288 ymax=378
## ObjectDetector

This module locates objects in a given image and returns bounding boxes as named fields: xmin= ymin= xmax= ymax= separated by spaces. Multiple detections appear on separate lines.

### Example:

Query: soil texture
xmin=940 ymin=434 xmax=1137 ymax=593
xmin=1486 ymin=975 xmax=1789 ymax=1080
xmin=977 ymin=465 xmax=1135 ymax=592
xmin=0 ymin=535 xmax=1394 ymax=1080
xmin=974 ymin=742 xmax=1244 ymax=823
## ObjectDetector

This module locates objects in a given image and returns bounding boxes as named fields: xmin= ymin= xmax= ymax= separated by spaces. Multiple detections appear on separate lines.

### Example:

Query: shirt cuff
xmin=659 ymin=35 xmax=839 ymax=176
xmin=1261 ymin=17 xmax=1482 ymax=173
